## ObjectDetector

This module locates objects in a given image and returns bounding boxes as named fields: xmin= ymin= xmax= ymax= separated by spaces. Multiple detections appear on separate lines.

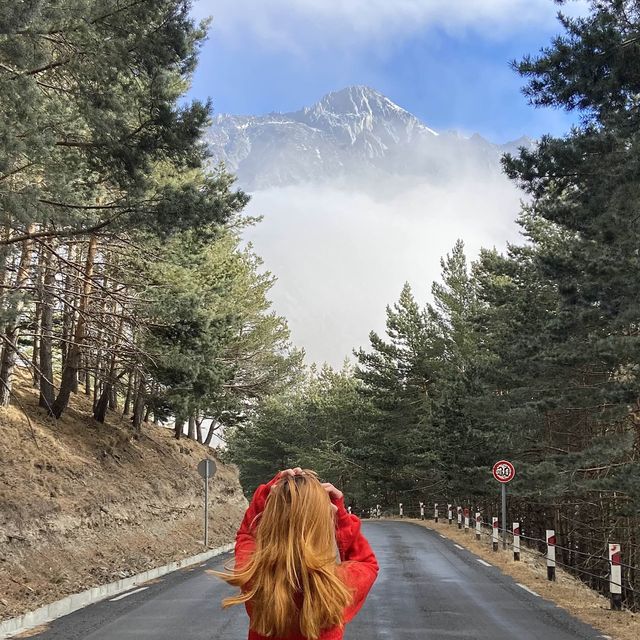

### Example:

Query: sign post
xmin=197 ymin=458 xmax=217 ymax=548
xmin=492 ymin=460 xmax=515 ymax=550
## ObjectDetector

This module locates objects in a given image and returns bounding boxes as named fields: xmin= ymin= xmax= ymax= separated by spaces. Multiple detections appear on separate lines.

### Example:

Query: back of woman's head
xmin=219 ymin=471 xmax=353 ymax=639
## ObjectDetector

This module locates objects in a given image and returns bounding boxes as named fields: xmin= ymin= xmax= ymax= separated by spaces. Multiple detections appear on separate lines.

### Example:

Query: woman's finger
xmin=281 ymin=467 xmax=304 ymax=478
xmin=321 ymin=482 xmax=343 ymax=501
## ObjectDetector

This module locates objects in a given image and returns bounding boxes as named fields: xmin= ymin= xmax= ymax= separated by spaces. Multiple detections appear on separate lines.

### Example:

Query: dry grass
xmin=413 ymin=518 xmax=639 ymax=640
xmin=0 ymin=371 xmax=246 ymax=621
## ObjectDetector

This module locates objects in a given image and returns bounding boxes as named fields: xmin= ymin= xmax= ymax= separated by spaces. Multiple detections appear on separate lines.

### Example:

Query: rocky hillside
xmin=0 ymin=372 xmax=247 ymax=621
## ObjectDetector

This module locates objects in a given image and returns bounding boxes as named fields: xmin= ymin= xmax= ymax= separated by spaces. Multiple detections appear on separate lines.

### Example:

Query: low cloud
xmin=193 ymin=0 xmax=587 ymax=52
xmin=243 ymin=175 xmax=525 ymax=366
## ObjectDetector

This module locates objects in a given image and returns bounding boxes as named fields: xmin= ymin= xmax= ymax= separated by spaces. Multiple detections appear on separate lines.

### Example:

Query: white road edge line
xmin=439 ymin=534 xmax=446 ymax=539
xmin=476 ymin=559 xmax=492 ymax=567
xmin=517 ymin=583 xmax=541 ymax=597
xmin=453 ymin=543 xmax=464 ymax=550
xmin=109 ymin=587 xmax=149 ymax=602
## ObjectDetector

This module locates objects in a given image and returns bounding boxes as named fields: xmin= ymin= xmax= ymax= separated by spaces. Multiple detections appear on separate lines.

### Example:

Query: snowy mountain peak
xmin=205 ymin=86 xmax=533 ymax=191
xmin=294 ymin=85 xmax=438 ymax=141
xmin=303 ymin=86 xmax=407 ymax=119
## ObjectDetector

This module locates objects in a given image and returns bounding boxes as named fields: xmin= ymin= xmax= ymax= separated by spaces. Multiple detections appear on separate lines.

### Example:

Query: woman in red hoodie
xmin=217 ymin=467 xmax=379 ymax=639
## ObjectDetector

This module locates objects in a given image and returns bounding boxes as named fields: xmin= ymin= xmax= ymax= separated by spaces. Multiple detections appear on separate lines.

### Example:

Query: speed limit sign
xmin=492 ymin=460 xmax=515 ymax=484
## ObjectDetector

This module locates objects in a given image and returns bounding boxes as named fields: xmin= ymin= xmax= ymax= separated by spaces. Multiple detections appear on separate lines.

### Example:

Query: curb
xmin=0 ymin=542 xmax=233 ymax=639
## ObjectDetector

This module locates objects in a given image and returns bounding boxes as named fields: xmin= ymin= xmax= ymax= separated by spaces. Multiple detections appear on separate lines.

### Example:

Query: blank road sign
xmin=198 ymin=458 xmax=217 ymax=479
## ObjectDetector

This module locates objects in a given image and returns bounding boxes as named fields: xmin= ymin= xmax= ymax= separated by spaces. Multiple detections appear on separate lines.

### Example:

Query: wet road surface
xmin=22 ymin=521 xmax=603 ymax=640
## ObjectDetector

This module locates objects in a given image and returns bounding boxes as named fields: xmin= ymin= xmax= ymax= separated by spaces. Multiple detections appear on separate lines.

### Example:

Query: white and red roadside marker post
xmin=609 ymin=543 xmax=622 ymax=610
xmin=464 ymin=508 xmax=470 ymax=533
xmin=419 ymin=501 xmax=425 ymax=520
xmin=348 ymin=506 xmax=352 ymax=514
xmin=457 ymin=506 xmax=463 ymax=529
xmin=492 ymin=517 xmax=499 ymax=551
xmin=433 ymin=502 xmax=438 ymax=522
xmin=447 ymin=504 xmax=452 ymax=525
xmin=513 ymin=523 xmax=521 ymax=561
xmin=376 ymin=504 xmax=381 ymax=519
xmin=399 ymin=503 xmax=404 ymax=518
xmin=546 ymin=530 xmax=556 ymax=581
xmin=475 ymin=512 xmax=481 ymax=540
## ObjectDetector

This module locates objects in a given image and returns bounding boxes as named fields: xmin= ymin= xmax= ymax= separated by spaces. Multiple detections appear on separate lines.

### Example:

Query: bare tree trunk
xmin=39 ymin=248 xmax=55 ymax=411
xmin=174 ymin=418 xmax=184 ymax=440
xmin=51 ymin=235 xmax=98 ymax=418
xmin=122 ymin=370 xmax=133 ymax=416
xmin=94 ymin=314 xmax=124 ymax=423
xmin=188 ymin=414 xmax=196 ymax=440
xmin=84 ymin=350 xmax=91 ymax=395
xmin=132 ymin=375 xmax=145 ymax=434
xmin=31 ymin=243 xmax=45 ymax=386
xmin=0 ymin=226 xmax=14 ymax=324
xmin=60 ymin=242 xmax=79 ymax=371
xmin=109 ymin=385 xmax=117 ymax=411
xmin=204 ymin=420 xmax=218 ymax=446
xmin=0 ymin=224 xmax=36 ymax=406
xmin=195 ymin=414 xmax=204 ymax=444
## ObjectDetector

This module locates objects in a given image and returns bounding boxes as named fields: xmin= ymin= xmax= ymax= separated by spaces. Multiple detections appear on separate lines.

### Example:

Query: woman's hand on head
xmin=281 ymin=467 xmax=304 ymax=478
xmin=269 ymin=467 xmax=304 ymax=492
xmin=321 ymin=482 xmax=343 ymax=513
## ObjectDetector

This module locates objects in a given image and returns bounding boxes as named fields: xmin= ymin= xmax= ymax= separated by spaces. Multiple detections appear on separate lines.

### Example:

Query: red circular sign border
xmin=492 ymin=459 xmax=516 ymax=484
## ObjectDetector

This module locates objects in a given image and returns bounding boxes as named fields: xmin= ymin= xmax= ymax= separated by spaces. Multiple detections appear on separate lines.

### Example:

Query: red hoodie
xmin=234 ymin=473 xmax=379 ymax=640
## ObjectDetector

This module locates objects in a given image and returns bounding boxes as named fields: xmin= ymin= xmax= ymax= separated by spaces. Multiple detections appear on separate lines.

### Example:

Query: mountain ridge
xmin=206 ymin=85 xmax=534 ymax=192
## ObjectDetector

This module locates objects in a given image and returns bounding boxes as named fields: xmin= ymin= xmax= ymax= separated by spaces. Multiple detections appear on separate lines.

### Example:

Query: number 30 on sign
xmin=492 ymin=460 xmax=515 ymax=483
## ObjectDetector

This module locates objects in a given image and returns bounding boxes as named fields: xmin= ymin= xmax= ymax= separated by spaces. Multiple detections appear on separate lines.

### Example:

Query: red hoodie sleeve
xmin=333 ymin=498 xmax=379 ymax=623
xmin=235 ymin=472 xmax=282 ymax=570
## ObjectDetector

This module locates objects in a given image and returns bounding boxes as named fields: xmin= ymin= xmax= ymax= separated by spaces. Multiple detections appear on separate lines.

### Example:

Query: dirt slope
xmin=0 ymin=374 xmax=247 ymax=621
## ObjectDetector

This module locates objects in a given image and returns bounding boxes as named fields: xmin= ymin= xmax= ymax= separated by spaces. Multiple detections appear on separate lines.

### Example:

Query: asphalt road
xmin=23 ymin=521 xmax=604 ymax=640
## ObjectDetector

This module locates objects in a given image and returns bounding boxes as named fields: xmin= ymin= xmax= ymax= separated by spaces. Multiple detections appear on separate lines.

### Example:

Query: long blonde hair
xmin=218 ymin=471 xmax=353 ymax=639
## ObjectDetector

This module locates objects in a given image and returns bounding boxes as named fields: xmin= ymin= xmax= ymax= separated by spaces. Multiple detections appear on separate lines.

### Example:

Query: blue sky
xmin=188 ymin=0 xmax=586 ymax=143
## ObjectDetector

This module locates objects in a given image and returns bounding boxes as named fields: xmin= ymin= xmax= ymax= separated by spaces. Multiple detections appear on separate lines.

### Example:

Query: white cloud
xmin=193 ymin=0 xmax=587 ymax=52
xmin=243 ymin=175 xmax=525 ymax=366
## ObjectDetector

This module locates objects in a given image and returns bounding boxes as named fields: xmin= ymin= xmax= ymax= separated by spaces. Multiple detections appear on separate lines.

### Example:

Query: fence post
xmin=457 ymin=506 xmax=462 ymax=529
xmin=475 ymin=512 xmax=481 ymax=540
xmin=546 ymin=529 xmax=556 ymax=581
xmin=464 ymin=508 xmax=469 ymax=533
xmin=609 ymin=543 xmax=622 ymax=610
xmin=399 ymin=503 xmax=403 ymax=518
xmin=447 ymin=504 xmax=452 ymax=525
xmin=513 ymin=523 xmax=520 ymax=561
xmin=433 ymin=502 xmax=438 ymax=522
xmin=492 ymin=517 xmax=499 ymax=551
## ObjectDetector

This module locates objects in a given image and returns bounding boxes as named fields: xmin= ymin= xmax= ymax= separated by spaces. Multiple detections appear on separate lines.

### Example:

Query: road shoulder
xmin=410 ymin=518 xmax=638 ymax=640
